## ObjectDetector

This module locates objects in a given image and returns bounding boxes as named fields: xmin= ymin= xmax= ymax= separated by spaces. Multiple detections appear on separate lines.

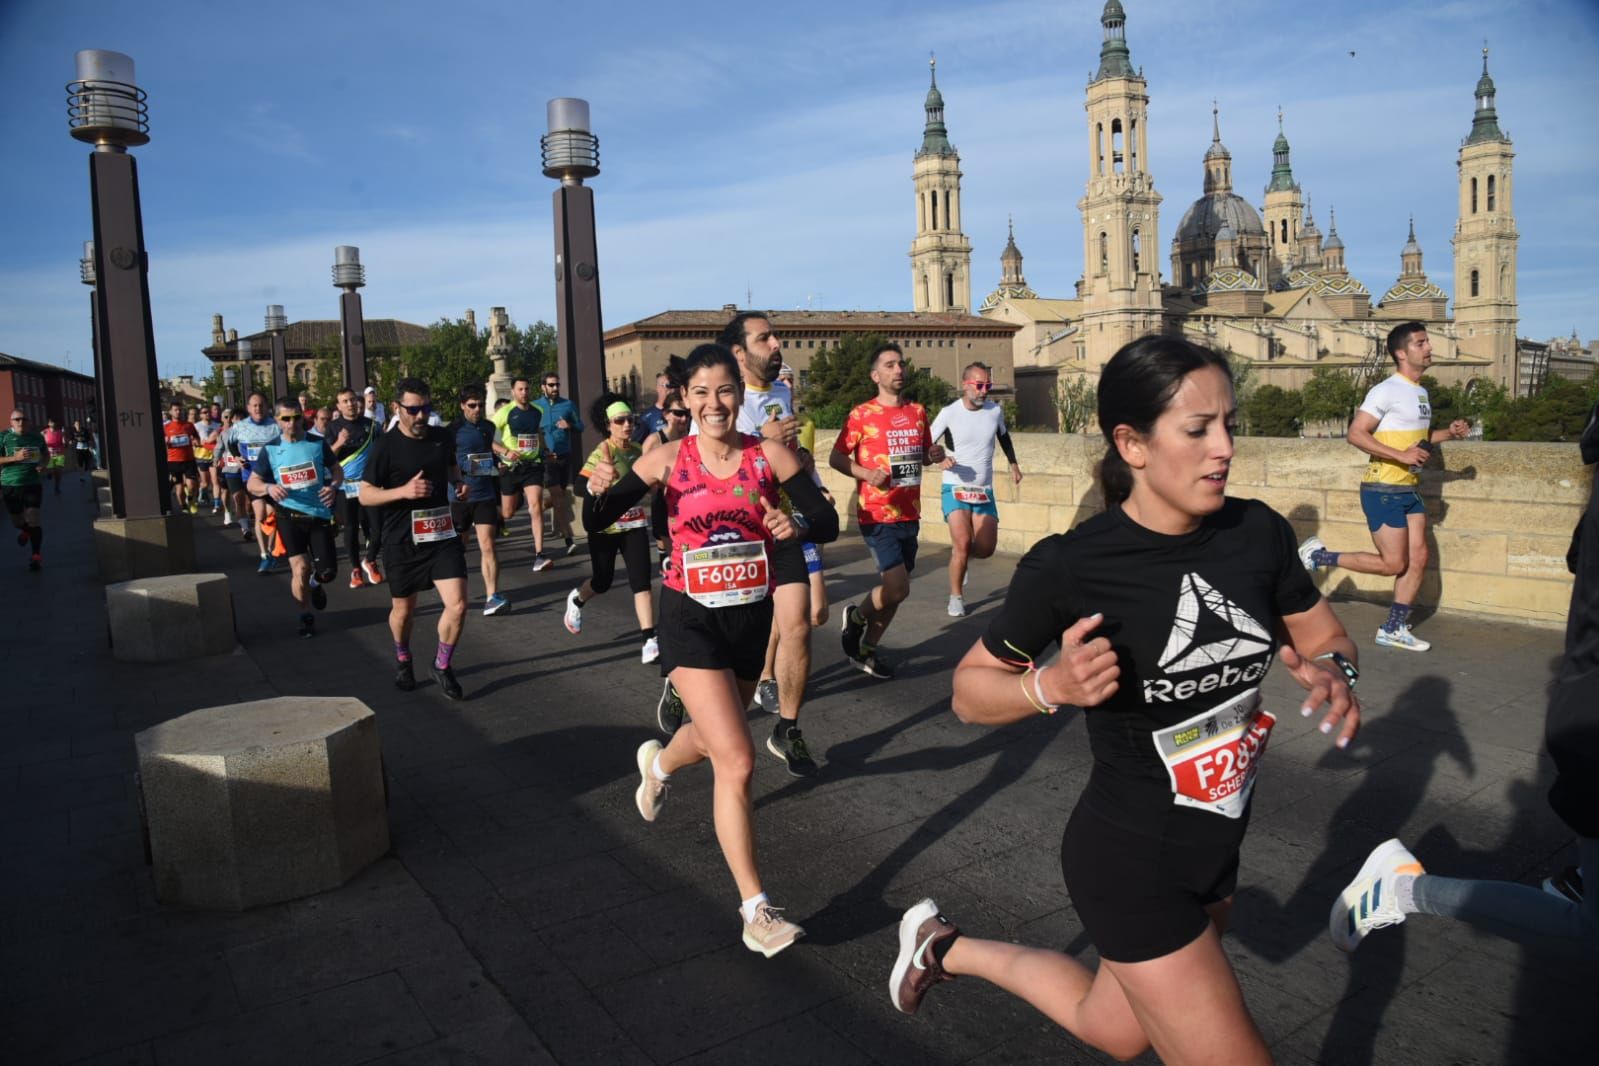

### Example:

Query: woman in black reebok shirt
xmin=889 ymin=336 xmax=1363 ymax=1064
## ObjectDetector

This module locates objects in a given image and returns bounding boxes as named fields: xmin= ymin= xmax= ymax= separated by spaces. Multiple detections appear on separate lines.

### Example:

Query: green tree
xmin=1484 ymin=376 xmax=1595 ymax=442
xmin=309 ymin=338 xmax=343 ymax=409
xmin=797 ymin=333 xmax=952 ymax=426
xmin=1242 ymin=383 xmax=1302 ymax=437
xmin=1300 ymin=367 xmax=1359 ymax=426
xmin=1054 ymin=372 xmax=1096 ymax=434
xmin=506 ymin=319 xmax=557 ymax=381
xmin=399 ymin=317 xmax=490 ymax=420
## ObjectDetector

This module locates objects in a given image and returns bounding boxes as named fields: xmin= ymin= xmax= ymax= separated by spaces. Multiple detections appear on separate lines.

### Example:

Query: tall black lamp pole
xmin=541 ymin=98 xmax=606 ymax=463
xmin=333 ymin=246 xmax=368 ymax=393
xmin=266 ymin=304 xmax=289 ymax=399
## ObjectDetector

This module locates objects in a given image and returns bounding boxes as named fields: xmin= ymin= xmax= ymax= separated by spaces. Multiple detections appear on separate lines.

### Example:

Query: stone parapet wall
xmin=815 ymin=432 xmax=1589 ymax=628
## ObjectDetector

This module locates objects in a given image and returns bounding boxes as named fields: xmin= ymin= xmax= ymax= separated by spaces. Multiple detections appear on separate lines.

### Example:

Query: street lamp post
xmin=79 ymin=238 xmax=105 ymax=464
xmin=266 ymin=304 xmax=289 ymax=399
xmin=333 ymin=246 xmax=369 ymax=393
xmin=223 ymin=366 xmax=237 ymax=410
xmin=68 ymin=50 xmax=167 ymax=522
xmin=235 ymin=338 xmax=253 ymax=403
xmin=541 ymin=98 xmax=607 ymax=463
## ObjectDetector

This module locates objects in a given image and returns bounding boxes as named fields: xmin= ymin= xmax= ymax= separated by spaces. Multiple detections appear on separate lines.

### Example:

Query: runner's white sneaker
xmin=563 ymin=588 xmax=583 ymax=634
xmin=634 ymin=740 xmax=667 ymax=822
xmin=947 ymin=595 xmax=965 ymax=617
xmin=1297 ymin=535 xmax=1326 ymax=573
xmin=1375 ymin=624 xmax=1430 ymax=652
xmin=1331 ymin=838 xmax=1424 ymax=952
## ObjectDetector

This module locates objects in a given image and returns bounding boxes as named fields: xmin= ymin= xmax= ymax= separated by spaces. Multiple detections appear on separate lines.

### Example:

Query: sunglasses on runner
xmin=666 ymin=409 xmax=689 ymax=419
xmin=611 ymin=415 xmax=635 ymax=425
xmin=398 ymin=403 xmax=432 ymax=416
xmin=461 ymin=402 xmax=482 ymax=409
xmin=276 ymin=413 xmax=299 ymax=422
xmin=968 ymin=381 xmax=993 ymax=391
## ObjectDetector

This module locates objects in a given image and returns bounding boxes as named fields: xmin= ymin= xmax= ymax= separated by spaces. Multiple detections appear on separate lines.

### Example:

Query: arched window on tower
xmin=1096 ymin=122 xmax=1105 ymax=176
xmin=930 ymin=190 xmax=939 ymax=230
xmin=921 ymin=275 xmax=930 ymax=308
xmin=918 ymin=193 xmax=926 ymax=233
xmin=945 ymin=273 xmax=955 ymax=308
xmin=1131 ymin=228 xmax=1141 ymax=274
xmin=1098 ymin=232 xmax=1109 ymax=275
xmin=1487 ymin=175 xmax=1497 ymax=211
xmin=1281 ymin=219 xmax=1288 ymax=244
xmin=1470 ymin=269 xmax=1480 ymax=297
xmin=1111 ymin=119 xmax=1124 ymax=174
xmin=1129 ymin=119 xmax=1139 ymax=171
xmin=1470 ymin=177 xmax=1478 ymax=214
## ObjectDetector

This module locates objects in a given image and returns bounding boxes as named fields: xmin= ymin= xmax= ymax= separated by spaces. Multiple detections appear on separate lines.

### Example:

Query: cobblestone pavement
xmin=1 ymin=477 xmax=1592 ymax=1064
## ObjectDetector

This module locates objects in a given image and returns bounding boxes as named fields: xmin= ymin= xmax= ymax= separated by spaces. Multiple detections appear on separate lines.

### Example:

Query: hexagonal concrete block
xmin=106 ymin=572 xmax=235 ymax=662
xmin=135 ymin=697 xmax=389 ymax=910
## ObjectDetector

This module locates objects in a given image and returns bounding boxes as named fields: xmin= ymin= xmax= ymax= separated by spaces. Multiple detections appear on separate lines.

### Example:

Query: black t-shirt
xmin=982 ymin=498 xmax=1321 ymax=845
xmin=327 ymin=415 xmax=375 ymax=461
xmin=363 ymin=425 xmax=459 ymax=558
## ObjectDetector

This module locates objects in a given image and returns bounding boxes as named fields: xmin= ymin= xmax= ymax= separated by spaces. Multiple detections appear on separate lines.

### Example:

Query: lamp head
xmin=67 ymin=50 xmax=149 ymax=150
xmin=332 ymin=245 xmax=366 ymax=290
xmin=541 ymin=98 xmax=599 ymax=184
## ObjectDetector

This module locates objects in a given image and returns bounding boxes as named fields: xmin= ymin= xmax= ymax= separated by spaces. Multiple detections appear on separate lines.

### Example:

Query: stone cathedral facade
xmin=955 ymin=1 xmax=1521 ymax=422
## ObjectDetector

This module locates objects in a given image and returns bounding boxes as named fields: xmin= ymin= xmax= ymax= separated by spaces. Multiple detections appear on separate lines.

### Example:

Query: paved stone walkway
xmin=1 ymin=476 xmax=1592 ymax=1064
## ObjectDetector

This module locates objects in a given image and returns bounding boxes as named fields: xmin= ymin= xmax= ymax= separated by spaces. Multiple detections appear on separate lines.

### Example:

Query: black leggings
xmin=589 ymin=527 xmax=652 ymax=595
xmin=341 ymin=494 xmax=381 ymax=565
xmin=75 ymin=449 xmax=94 ymax=471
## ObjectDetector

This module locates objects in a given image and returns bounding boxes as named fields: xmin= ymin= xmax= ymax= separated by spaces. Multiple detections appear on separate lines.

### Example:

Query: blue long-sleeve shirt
xmin=533 ymin=395 xmax=583 ymax=457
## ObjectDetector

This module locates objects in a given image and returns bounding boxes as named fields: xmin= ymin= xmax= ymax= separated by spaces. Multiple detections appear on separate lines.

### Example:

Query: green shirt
xmin=1 ymin=430 xmax=46 ymax=487
xmin=580 ymin=439 xmax=647 ymax=535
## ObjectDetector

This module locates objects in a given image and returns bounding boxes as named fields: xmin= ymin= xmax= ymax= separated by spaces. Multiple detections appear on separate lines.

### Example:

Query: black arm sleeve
xmin=582 ymin=471 xmax=651 ymax=532
xmin=782 ymin=471 xmax=839 ymax=545
xmin=997 ymin=430 xmax=1018 ymax=466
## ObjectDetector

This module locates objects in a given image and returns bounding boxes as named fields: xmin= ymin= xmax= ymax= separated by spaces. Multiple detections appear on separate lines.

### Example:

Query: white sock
xmin=649 ymin=753 xmax=671 ymax=783
xmin=1395 ymin=873 xmax=1419 ymax=914
xmin=740 ymin=892 xmax=769 ymax=923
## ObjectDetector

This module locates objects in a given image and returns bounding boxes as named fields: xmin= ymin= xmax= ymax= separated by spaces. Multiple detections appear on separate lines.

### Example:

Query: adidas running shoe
xmin=1331 ymin=837 xmax=1424 ymax=952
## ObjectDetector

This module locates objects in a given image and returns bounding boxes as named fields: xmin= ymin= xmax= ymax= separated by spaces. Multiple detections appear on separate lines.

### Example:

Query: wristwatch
xmin=1314 ymin=650 xmax=1359 ymax=690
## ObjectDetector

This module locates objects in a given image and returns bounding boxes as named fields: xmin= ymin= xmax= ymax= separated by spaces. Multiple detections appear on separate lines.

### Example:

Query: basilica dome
xmin=1175 ymin=192 xmax=1267 ymax=245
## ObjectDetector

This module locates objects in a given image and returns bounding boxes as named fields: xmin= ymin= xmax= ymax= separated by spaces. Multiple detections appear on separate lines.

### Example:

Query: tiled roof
xmin=203 ymin=319 xmax=433 ymax=358
xmin=0 ymin=352 xmax=95 ymax=383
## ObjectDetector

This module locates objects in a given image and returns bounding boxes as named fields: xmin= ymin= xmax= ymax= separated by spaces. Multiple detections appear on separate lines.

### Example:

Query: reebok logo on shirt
xmin=1145 ymin=572 xmax=1271 ymax=702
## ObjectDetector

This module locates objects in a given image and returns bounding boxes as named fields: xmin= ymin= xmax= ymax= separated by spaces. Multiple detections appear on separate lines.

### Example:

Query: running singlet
xmin=1 ymin=430 xmax=46 ymax=486
xmin=1358 ymin=374 xmax=1432 ymax=486
xmin=662 ymin=434 xmax=780 ymax=606
xmin=981 ymin=499 xmax=1321 ymax=845
xmin=257 ymin=438 xmax=337 ymax=520
xmin=834 ymin=398 xmax=930 ymax=524
xmin=492 ymin=403 xmax=543 ymax=462
xmin=228 ymin=418 xmax=282 ymax=476
xmin=328 ymin=415 xmax=375 ymax=497
xmin=191 ymin=421 xmax=216 ymax=461
xmin=930 ymin=400 xmax=1007 ymax=495
xmin=164 ymin=420 xmax=198 ymax=463
xmin=580 ymin=439 xmax=648 ymax=534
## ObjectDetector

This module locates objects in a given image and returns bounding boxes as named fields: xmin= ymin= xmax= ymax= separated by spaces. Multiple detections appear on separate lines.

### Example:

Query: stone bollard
xmin=135 ymin=697 xmax=389 ymax=910
xmin=106 ymin=573 xmax=235 ymax=662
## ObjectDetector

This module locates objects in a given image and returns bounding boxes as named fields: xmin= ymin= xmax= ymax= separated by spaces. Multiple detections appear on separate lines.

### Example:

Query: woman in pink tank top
xmin=583 ymin=343 xmax=838 ymax=959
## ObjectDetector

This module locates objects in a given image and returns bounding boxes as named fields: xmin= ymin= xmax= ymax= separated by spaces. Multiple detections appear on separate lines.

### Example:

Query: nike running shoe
xmin=742 ymin=901 xmax=804 ymax=958
xmin=297 ymin=612 xmax=316 ymax=639
xmin=361 ymin=559 xmax=384 ymax=585
xmin=840 ymin=602 xmax=866 ymax=660
xmin=1297 ymin=535 xmax=1326 ymax=573
xmin=310 ymin=580 xmax=327 ymax=611
xmin=641 ymin=636 xmax=660 ymax=664
xmin=1331 ymin=838 xmax=1424 ymax=952
xmin=635 ymin=739 xmax=667 ymax=822
xmin=531 ymin=554 xmax=553 ymax=573
xmin=767 ymin=725 xmax=817 ymax=777
xmin=1375 ymin=624 xmax=1430 ymax=652
xmin=431 ymin=664 xmax=464 ymax=701
xmin=483 ymin=593 xmax=510 ymax=616
xmin=755 ymin=679 xmax=780 ymax=714
xmin=257 ymin=556 xmax=274 ymax=575
xmin=656 ymin=679 xmax=685 ymax=736
xmin=349 ymin=568 xmax=365 ymax=590
xmin=1542 ymin=866 xmax=1584 ymax=905
xmin=563 ymin=588 xmax=583 ymax=634
xmin=947 ymin=595 xmax=965 ymax=618
xmin=890 ymin=898 xmax=959 ymax=1014
xmin=394 ymin=661 xmax=416 ymax=692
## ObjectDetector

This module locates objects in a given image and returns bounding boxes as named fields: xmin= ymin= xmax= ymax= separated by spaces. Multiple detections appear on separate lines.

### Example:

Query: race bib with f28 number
xmin=1150 ymin=687 xmax=1276 ymax=820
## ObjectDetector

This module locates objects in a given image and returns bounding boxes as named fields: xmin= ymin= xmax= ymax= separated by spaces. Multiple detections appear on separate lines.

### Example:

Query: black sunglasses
xmin=399 ymin=403 xmax=432 ymax=416
xmin=461 ymin=402 xmax=482 ymax=409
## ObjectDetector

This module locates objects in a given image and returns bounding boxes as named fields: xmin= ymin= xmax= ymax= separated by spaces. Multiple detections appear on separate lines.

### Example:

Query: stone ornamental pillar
xmin=486 ymin=306 xmax=513 ymax=407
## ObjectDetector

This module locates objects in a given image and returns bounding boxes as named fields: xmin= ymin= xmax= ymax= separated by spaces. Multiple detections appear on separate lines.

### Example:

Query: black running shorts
xmin=498 ymin=464 xmax=543 ymax=496
xmin=771 ymin=538 xmax=809 ymax=588
xmin=383 ymin=538 xmax=468 ymax=599
xmin=657 ymin=585 xmax=773 ymax=681
xmin=1060 ymin=804 xmax=1241 ymax=963
xmin=453 ymin=499 xmax=500 ymax=528
xmin=2 ymin=484 xmax=43 ymax=515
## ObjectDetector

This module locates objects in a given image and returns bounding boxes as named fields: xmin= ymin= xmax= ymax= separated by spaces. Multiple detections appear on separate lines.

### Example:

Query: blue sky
xmin=3 ymin=0 xmax=1596 ymax=379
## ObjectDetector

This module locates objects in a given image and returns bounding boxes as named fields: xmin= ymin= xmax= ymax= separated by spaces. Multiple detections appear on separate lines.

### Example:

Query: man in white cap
xmin=363 ymin=386 xmax=385 ymax=427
